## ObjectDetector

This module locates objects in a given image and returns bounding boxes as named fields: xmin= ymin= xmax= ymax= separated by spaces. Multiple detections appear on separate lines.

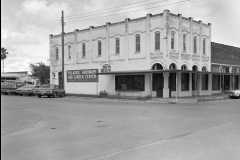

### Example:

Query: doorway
xmin=152 ymin=73 xmax=164 ymax=97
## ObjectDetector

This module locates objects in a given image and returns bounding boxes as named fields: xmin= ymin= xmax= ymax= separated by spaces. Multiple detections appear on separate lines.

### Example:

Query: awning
xmin=97 ymin=69 xmax=240 ymax=75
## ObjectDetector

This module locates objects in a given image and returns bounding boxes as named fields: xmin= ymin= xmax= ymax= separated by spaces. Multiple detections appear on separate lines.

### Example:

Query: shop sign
xmin=67 ymin=69 xmax=98 ymax=82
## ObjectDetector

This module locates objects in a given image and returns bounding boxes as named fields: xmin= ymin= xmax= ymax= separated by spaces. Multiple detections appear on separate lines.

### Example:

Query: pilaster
xmin=106 ymin=22 xmax=111 ymax=62
xmin=89 ymin=26 xmax=94 ymax=63
xmin=163 ymin=72 xmax=169 ymax=98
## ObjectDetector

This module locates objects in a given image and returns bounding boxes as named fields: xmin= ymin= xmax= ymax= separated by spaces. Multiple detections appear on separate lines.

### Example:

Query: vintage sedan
xmin=33 ymin=84 xmax=65 ymax=98
xmin=228 ymin=90 xmax=240 ymax=99
xmin=16 ymin=85 xmax=39 ymax=96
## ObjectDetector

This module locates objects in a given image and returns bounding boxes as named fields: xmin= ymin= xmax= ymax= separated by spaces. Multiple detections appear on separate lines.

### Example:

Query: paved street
xmin=1 ymin=95 xmax=240 ymax=160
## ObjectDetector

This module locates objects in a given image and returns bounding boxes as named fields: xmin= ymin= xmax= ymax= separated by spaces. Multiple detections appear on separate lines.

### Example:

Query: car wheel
xmin=29 ymin=94 xmax=32 ymax=96
xmin=20 ymin=94 xmax=23 ymax=96
xmin=38 ymin=95 xmax=41 ymax=98
xmin=5 ymin=92 xmax=8 ymax=95
xmin=60 ymin=92 xmax=65 ymax=97
xmin=53 ymin=92 xmax=57 ymax=98
xmin=48 ymin=95 xmax=51 ymax=98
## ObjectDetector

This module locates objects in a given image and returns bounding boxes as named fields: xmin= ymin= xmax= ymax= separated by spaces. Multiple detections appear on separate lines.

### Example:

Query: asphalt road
xmin=1 ymin=95 xmax=240 ymax=160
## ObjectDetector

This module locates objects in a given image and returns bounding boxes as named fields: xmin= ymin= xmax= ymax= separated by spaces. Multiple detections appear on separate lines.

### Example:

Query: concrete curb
xmin=65 ymin=94 xmax=230 ymax=104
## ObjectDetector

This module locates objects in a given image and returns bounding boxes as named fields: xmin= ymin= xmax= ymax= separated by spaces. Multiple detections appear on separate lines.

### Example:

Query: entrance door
xmin=153 ymin=73 xmax=164 ymax=97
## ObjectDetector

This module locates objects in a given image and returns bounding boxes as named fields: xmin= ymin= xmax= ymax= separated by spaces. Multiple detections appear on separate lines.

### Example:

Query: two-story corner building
xmin=49 ymin=9 xmax=239 ymax=98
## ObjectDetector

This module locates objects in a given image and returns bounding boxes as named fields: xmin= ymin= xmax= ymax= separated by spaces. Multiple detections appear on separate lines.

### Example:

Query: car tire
xmin=60 ymin=92 xmax=65 ymax=97
xmin=5 ymin=92 xmax=8 ymax=95
xmin=48 ymin=95 xmax=51 ymax=98
xmin=20 ymin=94 xmax=23 ymax=96
xmin=53 ymin=92 xmax=57 ymax=98
xmin=38 ymin=95 xmax=41 ymax=98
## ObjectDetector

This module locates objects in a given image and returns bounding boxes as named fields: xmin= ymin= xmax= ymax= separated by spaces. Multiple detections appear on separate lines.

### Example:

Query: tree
xmin=30 ymin=62 xmax=50 ymax=85
xmin=1 ymin=47 xmax=9 ymax=72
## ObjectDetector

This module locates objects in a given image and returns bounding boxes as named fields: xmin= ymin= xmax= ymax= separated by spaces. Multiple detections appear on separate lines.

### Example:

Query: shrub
xmin=99 ymin=90 xmax=109 ymax=98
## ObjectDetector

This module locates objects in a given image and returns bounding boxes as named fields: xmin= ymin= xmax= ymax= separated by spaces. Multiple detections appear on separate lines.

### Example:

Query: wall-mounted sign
xmin=67 ymin=69 xmax=98 ymax=82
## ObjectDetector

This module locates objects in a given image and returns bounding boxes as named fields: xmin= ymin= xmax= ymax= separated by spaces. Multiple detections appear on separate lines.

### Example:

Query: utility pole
xmin=61 ymin=10 xmax=65 ymax=90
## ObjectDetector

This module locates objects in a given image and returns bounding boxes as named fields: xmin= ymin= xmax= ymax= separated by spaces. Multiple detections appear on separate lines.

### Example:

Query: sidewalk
xmin=66 ymin=93 xmax=230 ymax=104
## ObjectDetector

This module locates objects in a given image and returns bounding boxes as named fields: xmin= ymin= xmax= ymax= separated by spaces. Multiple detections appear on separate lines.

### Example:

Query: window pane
xmin=116 ymin=38 xmax=120 ymax=54
xmin=203 ymin=39 xmax=206 ymax=54
xmin=212 ymin=74 xmax=220 ymax=90
xmin=171 ymin=32 xmax=174 ymax=49
xmin=136 ymin=35 xmax=140 ymax=52
xmin=202 ymin=74 xmax=208 ymax=90
xmin=98 ymin=41 xmax=101 ymax=56
xmin=181 ymin=73 xmax=189 ymax=91
xmin=115 ymin=75 xmax=145 ymax=91
xmin=155 ymin=32 xmax=160 ymax=50
xmin=82 ymin=43 xmax=85 ymax=57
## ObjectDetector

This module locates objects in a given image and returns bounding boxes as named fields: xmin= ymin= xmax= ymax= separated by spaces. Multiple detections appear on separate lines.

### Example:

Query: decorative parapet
xmin=169 ymin=52 xmax=179 ymax=59
xmin=150 ymin=52 xmax=163 ymax=59
xmin=181 ymin=53 xmax=190 ymax=60
xmin=202 ymin=55 xmax=209 ymax=62
xmin=192 ymin=54 xmax=200 ymax=61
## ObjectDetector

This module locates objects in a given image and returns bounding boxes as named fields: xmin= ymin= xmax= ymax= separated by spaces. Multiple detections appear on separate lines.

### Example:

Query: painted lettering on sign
xmin=67 ymin=69 xmax=98 ymax=82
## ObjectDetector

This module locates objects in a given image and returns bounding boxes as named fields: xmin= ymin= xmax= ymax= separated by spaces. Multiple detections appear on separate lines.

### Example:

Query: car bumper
xmin=16 ymin=91 xmax=33 ymax=95
xmin=34 ymin=92 xmax=53 ymax=96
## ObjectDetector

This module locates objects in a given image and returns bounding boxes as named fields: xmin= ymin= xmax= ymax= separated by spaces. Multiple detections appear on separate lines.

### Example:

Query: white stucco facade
xmin=50 ymin=10 xmax=216 ymax=97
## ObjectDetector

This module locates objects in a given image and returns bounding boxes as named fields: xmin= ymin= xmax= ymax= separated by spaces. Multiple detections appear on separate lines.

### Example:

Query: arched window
xmin=82 ymin=43 xmax=86 ymax=58
xmin=155 ymin=32 xmax=160 ymax=50
xmin=181 ymin=64 xmax=188 ymax=70
xmin=183 ymin=34 xmax=187 ymax=52
xmin=194 ymin=36 xmax=197 ymax=53
xmin=68 ymin=45 xmax=71 ymax=59
xmin=98 ymin=40 xmax=101 ymax=56
xmin=192 ymin=65 xmax=198 ymax=71
xmin=151 ymin=63 xmax=163 ymax=70
xmin=136 ymin=34 xmax=140 ymax=52
xmin=171 ymin=32 xmax=175 ymax=49
xmin=203 ymin=38 xmax=206 ymax=54
xmin=56 ymin=48 xmax=59 ymax=60
xmin=116 ymin=38 xmax=120 ymax=54
xmin=202 ymin=66 xmax=207 ymax=72
xmin=169 ymin=63 xmax=176 ymax=70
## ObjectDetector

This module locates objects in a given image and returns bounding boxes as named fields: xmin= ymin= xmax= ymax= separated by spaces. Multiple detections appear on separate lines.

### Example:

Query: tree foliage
xmin=1 ymin=47 xmax=9 ymax=72
xmin=30 ymin=62 xmax=50 ymax=84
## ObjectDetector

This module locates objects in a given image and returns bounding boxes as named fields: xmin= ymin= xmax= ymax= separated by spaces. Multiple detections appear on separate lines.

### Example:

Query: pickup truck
xmin=33 ymin=84 xmax=65 ymax=98
xmin=1 ymin=80 xmax=25 ymax=95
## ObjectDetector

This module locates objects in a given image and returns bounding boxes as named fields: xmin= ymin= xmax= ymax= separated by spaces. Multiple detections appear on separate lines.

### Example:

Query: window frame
xmin=56 ymin=48 xmax=59 ymax=60
xmin=115 ymin=37 xmax=120 ymax=54
xmin=82 ymin=43 xmax=86 ymax=58
xmin=183 ymin=34 xmax=187 ymax=52
xmin=171 ymin=31 xmax=175 ymax=50
xmin=203 ymin=38 xmax=206 ymax=54
xmin=194 ymin=36 xmax=197 ymax=53
xmin=135 ymin=34 xmax=141 ymax=52
xmin=155 ymin=31 xmax=160 ymax=50
xmin=98 ymin=40 xmax=102 ymax=56
xmin=68 ymin=45 xmax=71 ymax=59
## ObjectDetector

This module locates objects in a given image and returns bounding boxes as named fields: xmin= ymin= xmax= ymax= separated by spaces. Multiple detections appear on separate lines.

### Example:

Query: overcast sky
xmin=1 ymin=0 xmax=240 ymax=73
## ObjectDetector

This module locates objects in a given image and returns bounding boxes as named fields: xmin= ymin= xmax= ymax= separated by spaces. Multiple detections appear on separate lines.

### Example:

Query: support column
xmin=209 ymin=73 xmax=212 ymax=96
xmin=163 ymin=72 xmax=169 ymax=98
xmin=177 ymin=72 xmax=181 ymax=97
xmin=198 ymin=73 xmax=202 ymax=96
xmin=189 ymin=72 xmax=192 ymax=96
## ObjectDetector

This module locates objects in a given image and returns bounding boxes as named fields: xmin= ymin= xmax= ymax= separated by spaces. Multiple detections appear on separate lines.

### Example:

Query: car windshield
xmin=40 ymin=85 xmax=51 ymax=88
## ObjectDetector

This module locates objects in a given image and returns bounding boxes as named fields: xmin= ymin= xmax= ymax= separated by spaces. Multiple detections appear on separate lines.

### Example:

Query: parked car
xmin=33 ymin=84 xmax=65 ymax=98
xmin=16 ymin=85 xmax=39 ymax=96
xmin=228 ymin=90 xmax=240 ymax=99
xmin=1 ymin=80 xmax=25 ymax=95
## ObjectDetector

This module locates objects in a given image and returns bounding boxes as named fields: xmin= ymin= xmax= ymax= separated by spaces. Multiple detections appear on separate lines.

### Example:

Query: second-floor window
xmin=203 ymin=38 xmax=206 ymax=54
xmin=68 ymin=45 xmax=71 ymax=59
xmin=98 ymin=41 xmax=101 ymax=56
xmin=171 ymin=32 xmax=175 ymax=50
xmin=183 ymin=34 xmax=187 ymax=52
xmin=194 ymin=36 xmax=197 ymax=53
xmin=82 ymin=43 xmax=86 ymax=58
xmin=136 ymin=34 xmax=140 ymax=52
xmin=116 ymin=38 xmax=120 ymax=54
xmin=155 ymin=32 xmax=160 ymax=50
xmin=56 ymin=48 xmax=59 ymax=60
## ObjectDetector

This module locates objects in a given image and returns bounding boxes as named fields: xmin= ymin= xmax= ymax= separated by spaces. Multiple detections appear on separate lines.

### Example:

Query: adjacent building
xmin=49 ymin=10 xmax=240 ymax=98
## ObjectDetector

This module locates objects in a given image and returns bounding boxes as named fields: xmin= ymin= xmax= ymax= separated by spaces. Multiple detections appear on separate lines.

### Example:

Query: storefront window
xmin=202 ymin=74 xmax=208 ymax=90
xmin=212 ymin=74 xmax=220 ymax=90
xmin=115 ymin=75 xmax=145 ymax=91
xmin=234 ymin=75 xmax=239 ymax=89
xmin=181 ymin=73 xmax=189 ymax=91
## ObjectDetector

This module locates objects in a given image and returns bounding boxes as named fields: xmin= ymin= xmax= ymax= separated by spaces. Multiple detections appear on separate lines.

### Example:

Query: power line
xmin=65 ymin=0 xmax=190 ymax=24
xmin=2 ymin=23 xmax=60 ymax=45
xmin=65 ymin=0 xmax=152 ymax=18
xmin=4 ymin=19 xmax=60 ymax=41
xmin=65 ymin=0 xmax=168 ymax=21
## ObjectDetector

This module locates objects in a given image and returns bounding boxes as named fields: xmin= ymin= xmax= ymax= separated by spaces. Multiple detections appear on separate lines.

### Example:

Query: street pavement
xmin=1 ymin=95 xmax=240 ymax=160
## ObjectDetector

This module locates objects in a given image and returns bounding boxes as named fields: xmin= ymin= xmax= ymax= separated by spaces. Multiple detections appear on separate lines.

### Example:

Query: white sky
xmin=1 ymin=0 xmax=240 ymax=72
